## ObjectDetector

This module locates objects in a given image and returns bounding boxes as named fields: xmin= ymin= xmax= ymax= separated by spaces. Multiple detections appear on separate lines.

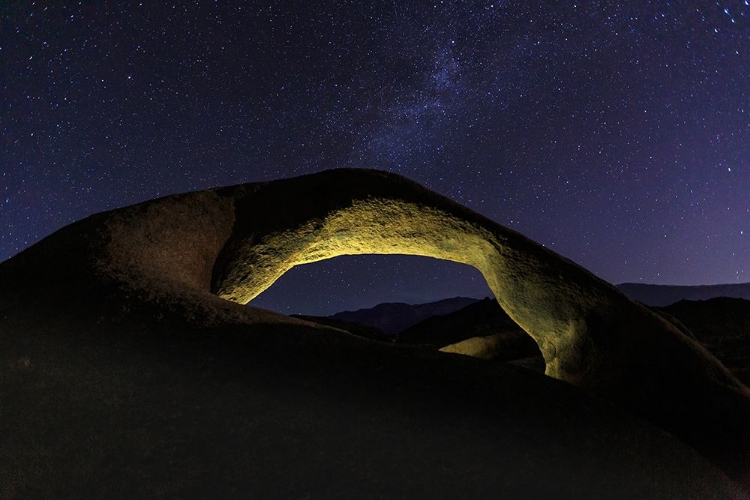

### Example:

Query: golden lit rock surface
xmin=1 ymin=168 xmax=748 ymax=497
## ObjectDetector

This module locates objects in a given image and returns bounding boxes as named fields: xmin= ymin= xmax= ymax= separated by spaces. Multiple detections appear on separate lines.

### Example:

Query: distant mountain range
xmin=616 ymin=282 xmax=750 ymax=306
xmin=319 ymin=282 xmax=750 ymax=336
xmin=327 ymin=296 xmax=480 ymax=334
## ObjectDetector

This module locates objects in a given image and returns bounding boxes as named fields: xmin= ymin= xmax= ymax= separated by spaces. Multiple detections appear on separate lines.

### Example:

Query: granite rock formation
xmin=1 ymin=168 xmax=748 ymax=497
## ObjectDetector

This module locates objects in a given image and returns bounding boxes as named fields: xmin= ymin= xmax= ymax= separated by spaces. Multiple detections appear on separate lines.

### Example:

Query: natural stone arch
xmin=212 ymin=169 xmax=608 ymax=381
xmin=208 ymin=169 xmax=750 ymax=484
xmin=5 ymin=168 xmax=746 ymax=485
xmin=210 ymin=170 xmax=706 ymax=381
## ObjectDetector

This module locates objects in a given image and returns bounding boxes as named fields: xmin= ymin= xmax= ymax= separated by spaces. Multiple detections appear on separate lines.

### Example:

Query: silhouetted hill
xmin=397 ymin=297 xmax=544 ymax=367
xmin=392 ymin=297 xmax=534 ymax=359
xmin=618 ymin=282 xmax=750 ymax=306
xmin=660 ymin=298 xmax=750 ymax=385
xmin=396 ymin=298 xmax=516 ymax=346
xmin=329 ymin=297 xmax=479 ymax=334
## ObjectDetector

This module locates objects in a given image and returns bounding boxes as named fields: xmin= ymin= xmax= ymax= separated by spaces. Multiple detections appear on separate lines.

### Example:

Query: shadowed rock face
xmin=1 ymin=168 xmax=749 ymax=496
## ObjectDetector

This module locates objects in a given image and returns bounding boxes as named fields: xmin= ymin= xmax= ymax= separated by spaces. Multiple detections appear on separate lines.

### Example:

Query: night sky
xmin=2 ymin=1 xmax=749 ymax=316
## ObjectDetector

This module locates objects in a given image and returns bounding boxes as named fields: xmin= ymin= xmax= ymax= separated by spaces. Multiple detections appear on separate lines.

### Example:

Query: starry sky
xmin=2 ymin=1 xmax=749 ymax=316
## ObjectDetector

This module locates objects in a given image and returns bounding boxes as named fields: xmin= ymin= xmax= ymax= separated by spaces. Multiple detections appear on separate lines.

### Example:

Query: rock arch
xmin=3 ymin=168 xmax=748 ymax=486
xmin=208 ymin=169 xmax=749 ymax=485
xmin=212 ymin=169 xmax=618 ymax=382
xmin=210 ymin=170 xmax=731 ymax=379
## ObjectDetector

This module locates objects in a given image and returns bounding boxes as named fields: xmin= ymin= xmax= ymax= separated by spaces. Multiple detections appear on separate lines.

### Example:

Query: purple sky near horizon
xmin=2 ymin=1 xmax=749 ymax=315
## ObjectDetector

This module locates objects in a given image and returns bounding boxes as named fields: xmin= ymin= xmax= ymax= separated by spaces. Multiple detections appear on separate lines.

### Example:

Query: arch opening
xmin=246 ymin=254 xmax=492 ymax=318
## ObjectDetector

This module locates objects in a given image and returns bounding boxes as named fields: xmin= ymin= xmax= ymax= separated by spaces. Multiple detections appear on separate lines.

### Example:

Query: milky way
xmin=2 ymin=1 xmax=749 ymax=315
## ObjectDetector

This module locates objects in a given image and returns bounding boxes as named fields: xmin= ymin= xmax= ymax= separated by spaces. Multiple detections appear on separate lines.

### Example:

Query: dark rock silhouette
xmin=659 ymin=298 xmax=750 ymax=386
xmin=1 ymin=169 xmax=748 ymax=497
xmin=395 ymin=297 xmax=527 ymax=347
